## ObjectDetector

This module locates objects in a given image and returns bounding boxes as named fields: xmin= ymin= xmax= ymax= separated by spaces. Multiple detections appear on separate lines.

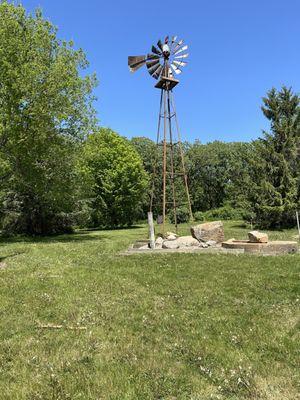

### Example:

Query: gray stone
xmin=248 ymin=231 xmax=268 ymax=243
xmin=166 ymin=231 xmax=178 ymax=237
xmin=200 ymin=242 xmax=209 ymax=248
xmin=155 ymin=236 xmax=164 ymax=249
xmin=139 ymin=244 xmax=150 ymax=250
xmin=191 ymin=221 xmax=224 ymax=243
xmin=162 ymin=240 xmax=179 ymax=249
xmin=176 ymin=236 xmax=200 ymax=247
xmin=166 ymin=234 xmax=177 ymax=241
xmin=206 ymin=240 xmax=217 ymax=247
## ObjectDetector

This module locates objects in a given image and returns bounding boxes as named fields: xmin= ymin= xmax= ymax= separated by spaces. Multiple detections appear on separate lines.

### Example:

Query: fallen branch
xmin=37 ymin=322 xmax=87 ymax=331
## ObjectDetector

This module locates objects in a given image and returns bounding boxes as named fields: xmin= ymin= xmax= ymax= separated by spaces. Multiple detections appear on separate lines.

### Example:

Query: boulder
xmin=176 ymin=236 xmax=200 ymax=248
xmin=248 ymin=231 xmax=268 ymax=243
xmin=139 ymin=244 xmax=150 ymax=250
xmin=206 ymin=240 xmax=217 ymax=247
xmin=162 ymin=240 xmax=179 ymax=249
xmin=191 ymin=221 xmax=224 ymax=243
xmin=166 ymin=234 xmax=177 ymax=241
xmin=155 ymin=236 xmax=164 ymax=249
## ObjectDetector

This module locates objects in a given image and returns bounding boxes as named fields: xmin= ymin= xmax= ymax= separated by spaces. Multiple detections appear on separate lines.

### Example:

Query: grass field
xmin=0 ymin=221 xmax=299 ymax=399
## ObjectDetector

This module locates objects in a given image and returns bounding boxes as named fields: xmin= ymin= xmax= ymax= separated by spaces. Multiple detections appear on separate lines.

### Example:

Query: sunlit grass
xmin=0 ymin=221 xmax=299 ymax=399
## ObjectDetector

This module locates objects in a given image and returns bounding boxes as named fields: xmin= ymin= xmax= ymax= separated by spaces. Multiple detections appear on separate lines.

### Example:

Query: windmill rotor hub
xmin=162 ymin=44 xmax=170 ymax=58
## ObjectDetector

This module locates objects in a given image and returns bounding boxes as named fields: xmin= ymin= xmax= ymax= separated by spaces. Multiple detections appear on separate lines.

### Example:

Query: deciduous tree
xmin=0 ymin=2 xmax=96 ymax=234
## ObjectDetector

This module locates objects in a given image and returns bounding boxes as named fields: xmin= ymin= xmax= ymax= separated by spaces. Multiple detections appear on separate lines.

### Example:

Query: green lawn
xmin=0 ymin=221 xmax=299 ymax=399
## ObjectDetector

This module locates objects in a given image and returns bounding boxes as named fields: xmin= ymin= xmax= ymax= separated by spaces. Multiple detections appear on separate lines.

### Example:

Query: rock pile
xmin=136 ymin=221 xmax=226 ymax=250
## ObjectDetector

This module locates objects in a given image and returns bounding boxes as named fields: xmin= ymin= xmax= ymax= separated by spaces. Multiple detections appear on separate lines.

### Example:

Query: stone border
xmin=120 ymin=243 xmax=299 ymax=256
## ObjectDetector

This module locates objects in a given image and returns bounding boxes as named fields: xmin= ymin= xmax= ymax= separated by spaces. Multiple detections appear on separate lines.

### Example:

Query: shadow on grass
xmin=0 ymin=225 xmax=145 ymax=245
xmin=0 ymin=251 xmax=25 ymax=263
xmin=78 ymin=225 xmax=144 ymax=232
xmin=229 ymin=223 xmax=249 ymax=229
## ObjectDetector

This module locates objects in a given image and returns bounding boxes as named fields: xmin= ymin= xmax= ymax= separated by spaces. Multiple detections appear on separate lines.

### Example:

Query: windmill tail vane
xmin=128 ymin=36 xmax=193 ymax=233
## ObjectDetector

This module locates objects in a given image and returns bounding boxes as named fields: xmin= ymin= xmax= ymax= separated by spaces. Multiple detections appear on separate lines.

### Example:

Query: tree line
xmin=0 ymin=2 xmax=299 ymax=235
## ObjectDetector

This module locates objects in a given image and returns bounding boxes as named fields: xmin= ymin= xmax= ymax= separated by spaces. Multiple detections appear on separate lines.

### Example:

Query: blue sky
xmin=20 ymin=0 xmax=300 ymax=143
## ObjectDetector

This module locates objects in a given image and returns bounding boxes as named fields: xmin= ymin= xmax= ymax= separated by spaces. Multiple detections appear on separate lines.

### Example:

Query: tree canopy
xmin=81 ymin=129 xmax=148 ymax=227
xmin=0 ymin=2 xmax=96 ymax=234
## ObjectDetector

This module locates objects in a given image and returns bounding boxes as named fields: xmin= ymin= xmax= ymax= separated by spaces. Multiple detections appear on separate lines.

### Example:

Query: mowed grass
xmin=0 ymin=221 xmax=299 ymax=400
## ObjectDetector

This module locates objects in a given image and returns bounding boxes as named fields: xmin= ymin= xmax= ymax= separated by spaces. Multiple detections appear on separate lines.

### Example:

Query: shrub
xmin=194 ymin=211 xmax=205 ymax=221
xmin=168 ymin=206 xmax=190 ymax=224
xmin=204 ymin=205 xmax=245 ymax=221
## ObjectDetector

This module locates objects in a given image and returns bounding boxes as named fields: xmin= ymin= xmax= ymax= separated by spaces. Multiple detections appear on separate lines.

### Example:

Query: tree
xmin=187 ymin=141 xmax=254 ymax=212
xmin=81 ymin=129 xmax=148 ymax=227
xmin=0 ymin=2 xmax=96 ymax=234
xmin=250 ymin=87 xmax=300 ymax=228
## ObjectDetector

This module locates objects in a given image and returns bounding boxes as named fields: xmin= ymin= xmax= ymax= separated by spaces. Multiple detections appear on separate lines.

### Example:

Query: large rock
xmin=155 ymin=236 xmax=164 ymax=249
xmin=248 ymin=231 xmax=268 ymax=243
xmin=166 ymin=234 xmax=177 ymax=241
xmin=206 ymin=240 xmax=217 ymax=247
xmin=162 ymin=240 xmax=179 ymax=249
xmin=176 ymin=236 xmax=200 ymax=248
xmin=191 ymin=221 xmax=224 ymax=243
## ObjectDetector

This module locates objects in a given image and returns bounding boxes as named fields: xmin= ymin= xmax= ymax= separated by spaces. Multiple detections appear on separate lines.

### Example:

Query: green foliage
xmin=81 ymin=128 xmax=148 ymax=227
xmin=130 ymin=137 xmax=158 ymax=218
xmin=168 ymin=206 xmax=190 ymax=224
xmin=187 ymin=141 xmax=256 ymax=212
xmin=193 ymin=211 xmax=205 ymax=221
xmin=204 ymin=205 xmax=247 ymax=221
xmin=249 ymin=87 xmax=300 ymax=228
xmin=0 ymin=2 xmax=96 ymax=235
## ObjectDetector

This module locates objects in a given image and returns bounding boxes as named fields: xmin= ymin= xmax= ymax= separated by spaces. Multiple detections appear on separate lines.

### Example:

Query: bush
xmin=1 ymin=210 xmax=74 ymax=236
xmin=194 ymin=211 xmax=205 ymax=221
xmin=168 ymin=206 xmax=190 ymax=224
xmin=204 ymin=205 xmax=245 ymax=221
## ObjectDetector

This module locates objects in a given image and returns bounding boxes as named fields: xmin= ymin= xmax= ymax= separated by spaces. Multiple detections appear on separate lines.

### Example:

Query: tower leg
xmin=169 ymin=91 xmax=194 ymax=222
xmin=162 ymin=88 xmax=167 ymax=234
xmin=167 ymin=88 xmax=178 ymax=233
xmin=150 ymin=89 xmax=163 ymax=214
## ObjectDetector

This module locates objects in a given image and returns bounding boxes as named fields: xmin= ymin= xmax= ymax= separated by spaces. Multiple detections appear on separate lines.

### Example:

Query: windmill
xmin=128 ymin=36 xmax=193 ymax=233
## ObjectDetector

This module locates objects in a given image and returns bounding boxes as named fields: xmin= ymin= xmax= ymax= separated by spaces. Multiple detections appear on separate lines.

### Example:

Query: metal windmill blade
xmin=147 ymin=62 xmax=162 ymax=79
xmin=174 ymin=53 xmax=189 ymax=59
xmin=152 ymin=64 xmax=163 ymax=79
xmin=173 ymin=60 xmax=187 ymax=68
xmin=174 ymin=45 xmax=188 ymax=55
xmin=157 ymin=39 xmax=163 ymax=51
xmin=170 ymin=63 xmax=182 ymax=75
xmin=152 ymin=45 xmax=161 ymax=55
xmin=173 ymin=39 xmax=184 ymax=52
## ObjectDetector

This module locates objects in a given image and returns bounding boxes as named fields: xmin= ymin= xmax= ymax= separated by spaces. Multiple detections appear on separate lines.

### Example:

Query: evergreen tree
xmin=251 ymin=87 xmax=300 ymax=228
